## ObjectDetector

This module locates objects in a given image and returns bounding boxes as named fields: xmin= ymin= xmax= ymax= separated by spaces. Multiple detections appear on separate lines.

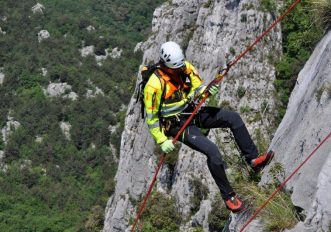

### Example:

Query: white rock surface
xmin=86 ymin=25 xmax=95 ymax=32
xmin=0 ymin=27 xmax=6 ymax=35
xmin=32 ymin=3 xmax=45 ymax=14
xmin=0 ymin=150 xmax=4 ymax=161
xmin=80 ymin=45 xmax=95 ymax=57
xmin=95 ymin=48 xmax=110 ymax=66
xmin=59 ymin=121 xmax=71 ymax=141
xmin=108 ymin=124 xmax=119 ymax=134
xmin=0 ymin=69 xmax=4 ymax=85
xmin=38 ymin=30 xmax=50 ymax=43
xmin=134 ymin=42 xmax=143 ymax=53
xmin=260 ymin=31 xmax=331 ymax=232
xmin=35 ymin=136 xmax=43 ymax=143
xmin=41 ymin=68 xmax=48 ymax=77
xmin=86 ymin=79 xmax=104 ymax=98
xmin=109 ymin=47 xmax=123 ymax=59
xmin=80 ymin=45 xmax=122 ymax=65
xmin=1 ymin=115 xmax=21 ymax=145
xmin=44 ymin=82 xmax=78 ymax=100
xmin=86 ymin=87 xmax=104 ymax=98
xmin=95 ymin=47 xmax=123 ymax=65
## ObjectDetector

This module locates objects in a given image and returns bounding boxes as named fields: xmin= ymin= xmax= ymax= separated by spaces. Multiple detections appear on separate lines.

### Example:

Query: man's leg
xmin=197 ymin=107 xmax=259 ymax=163
xmin=177 ymin=125 xmax=234 ymax=200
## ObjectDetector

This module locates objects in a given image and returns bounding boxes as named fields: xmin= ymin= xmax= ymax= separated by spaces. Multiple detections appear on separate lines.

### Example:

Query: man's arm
xmin=143 ymin=74 xmax=168 ymax=144
xmin=185 ymin=61 xmax=206 ymax=100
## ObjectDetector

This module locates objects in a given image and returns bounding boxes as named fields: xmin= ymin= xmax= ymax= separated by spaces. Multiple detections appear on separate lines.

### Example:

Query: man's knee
xmin=224 ymin=111 xmax=244 ymax=129
xmin=206 ymin=148 xmax=226 ymax=167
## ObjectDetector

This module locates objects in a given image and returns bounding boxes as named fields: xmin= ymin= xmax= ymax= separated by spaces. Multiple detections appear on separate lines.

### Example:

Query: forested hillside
xmin=0 ymin=0 xmax=163 ymax=231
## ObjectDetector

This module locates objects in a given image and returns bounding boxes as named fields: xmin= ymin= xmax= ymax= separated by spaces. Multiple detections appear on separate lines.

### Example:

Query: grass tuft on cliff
xmin=310 ymin=0 xmax=331 ymax=30
xmin=235 ymin=181 xmax=299 ymax=231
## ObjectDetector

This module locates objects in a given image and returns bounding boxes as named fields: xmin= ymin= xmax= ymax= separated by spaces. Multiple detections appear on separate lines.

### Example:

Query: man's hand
xmin=208 ymin=85 xmax=219 ymax=96
xmin=160 ymin=139 xmax=175 ymax=153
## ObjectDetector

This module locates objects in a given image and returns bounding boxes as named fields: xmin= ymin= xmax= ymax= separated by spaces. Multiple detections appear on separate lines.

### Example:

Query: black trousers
xmin=166 ymin=107 xmax=259 ymax=200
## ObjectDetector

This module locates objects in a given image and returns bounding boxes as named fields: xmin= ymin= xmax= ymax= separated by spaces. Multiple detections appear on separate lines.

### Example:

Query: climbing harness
xmin=131 ymin=0 xmax=308 ymax=231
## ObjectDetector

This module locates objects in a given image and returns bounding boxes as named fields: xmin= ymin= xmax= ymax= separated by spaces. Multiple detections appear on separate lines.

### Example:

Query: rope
xmin=131 ymin=0 xmax=303 ymax=231
xmin=239 ymin=131 xmax=331 ymax=232
xmin=130 ymin=154 xmax=166 ymax=231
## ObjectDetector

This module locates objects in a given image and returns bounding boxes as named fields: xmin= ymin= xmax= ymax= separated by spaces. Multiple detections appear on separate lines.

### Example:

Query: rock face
xmin=38 ymin=30 xmax=50 ymax=43
xmin=104 ymin=0 xmax=281 ymax=231
xmin=109 ymin=47 xmax=123 ymax=59
xmin=80 ymin=45 xmax=95 ymax=57
xmin=259 ymin=31 xmax=331 ymax=232
xmin=59 ymin=121 xmax=72 ymax=141
xmin=86 ymin=25 xmax=95 ymax=32
xmin=1 ymin=115 xmax=21 ymax=145
xmin=41 ymin=68 xmax=48 ymax=77
xmin=86 ymin=79 xmax=105 ymax=98
xmin=44 ymin=82 xmax=78 ymax=101
xmin=31 ymin=3 xmax=45 ymax=14
xmin=80 ymin=46 xmax=123 ymax=66
xmin=0 ymin=69 xmax=4 ymax=85
xmin=0 ymin=27 xmax=6 ymax=35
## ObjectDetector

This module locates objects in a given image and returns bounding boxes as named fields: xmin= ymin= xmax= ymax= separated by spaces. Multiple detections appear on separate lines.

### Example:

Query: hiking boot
xmin=225 ymin=195 xmax=245 ymax=213
xmin=251 ymin=150 xmax=275 ymax=173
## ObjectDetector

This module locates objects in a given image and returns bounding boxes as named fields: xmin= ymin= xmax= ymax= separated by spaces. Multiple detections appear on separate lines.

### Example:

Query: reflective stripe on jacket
xmin=143 ymin=61 xmax=205 ymax=144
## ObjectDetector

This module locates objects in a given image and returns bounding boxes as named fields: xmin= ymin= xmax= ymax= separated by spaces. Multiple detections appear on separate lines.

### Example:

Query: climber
xmin=143 ymin=41 xmax=274 ymax=213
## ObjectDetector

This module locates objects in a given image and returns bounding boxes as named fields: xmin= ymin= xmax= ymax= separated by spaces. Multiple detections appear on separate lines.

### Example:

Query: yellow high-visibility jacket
xmin=143 ymin=61 xmax=205 ymax=144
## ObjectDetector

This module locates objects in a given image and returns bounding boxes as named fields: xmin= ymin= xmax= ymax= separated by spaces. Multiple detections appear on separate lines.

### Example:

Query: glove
xmin=160 ymin=139 xmax=175 ymax=153
xmin=208 ymin=85 xmax=219 ymax=96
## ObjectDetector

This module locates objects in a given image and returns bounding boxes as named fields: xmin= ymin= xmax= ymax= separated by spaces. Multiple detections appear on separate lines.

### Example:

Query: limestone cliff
xmin=226 ymin=31 xmax=331 ymax=232
xmin=267 ymin=31 xmax=331 ymax=232
xmin=103 ymin=0 xmax=282 ymax=231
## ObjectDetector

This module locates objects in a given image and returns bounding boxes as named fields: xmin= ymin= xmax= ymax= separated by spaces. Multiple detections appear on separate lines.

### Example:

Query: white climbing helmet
xmin=159 ymin=41 xmax=185 ymax=69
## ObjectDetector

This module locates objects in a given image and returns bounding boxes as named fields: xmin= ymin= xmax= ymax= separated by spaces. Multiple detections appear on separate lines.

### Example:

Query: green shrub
xmin=241 ymin=14 xmax=248 ymax=22
xmin=326 ymin=83 xmax=331 ymax=96
xmin=260 ymin=0 xmax=276 ymax=12
xmin=310 ymin=0 xmax=331 ymax=30
xmin=234 ymin=182 xmax=299 ymax=231
xmin=84 ymin=205 xmax=104 ymax=232
xmin=316 ymin=86 xmax=325 ymax=102
xmin=0 ymin=133 xmax=4 ymax=151
xmin=240 ymin=105 xmax=251 ymax=113
xmin=203 ymin=0 xmax=213 ymax=8
xmin=261 ymin=100 xmax=269 ymax=113
xmin=140 ymin=192 xmax=181 ymax=232
xmin=208 ymin=196 xmax=230 ymax=232
xmin=237 ymin=86 xmax=246 ymax=98
xmin=243 ymin=3 xmax=255 ymax=10
xmin=220 ymin=101 xmax=235 ymax=111
xmin=189 ymin=177 xmax=209 ymax=214
xmin=254 ymin=128 xmax=269 ymax=154
xmin=274 ymin=0 xmax=323 ymax=124
xmin=229 ymin=47 xmax=236 ymax=55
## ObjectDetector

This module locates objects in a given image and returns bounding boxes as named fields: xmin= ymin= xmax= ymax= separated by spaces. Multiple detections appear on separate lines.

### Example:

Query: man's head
xmin=159 ymin=41 xmax=185 ymax=70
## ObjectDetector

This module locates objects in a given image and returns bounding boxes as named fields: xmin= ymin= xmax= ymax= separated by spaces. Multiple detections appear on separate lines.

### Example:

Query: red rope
xmin=240 ymin=131 xmax=331 ymax=232
xmin=131 ymin=0 xmax=303 ymax=231
xmin=130 ymin=154 xmax=166 ymax=231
